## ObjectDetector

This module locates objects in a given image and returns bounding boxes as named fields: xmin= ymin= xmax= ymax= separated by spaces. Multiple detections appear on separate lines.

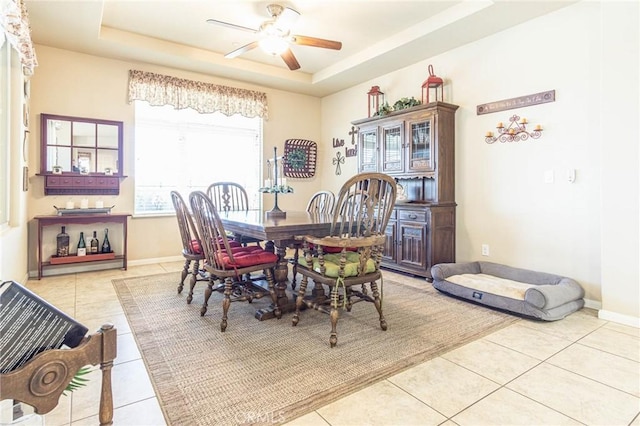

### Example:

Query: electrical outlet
xmin=481 ymin=244 xmax=490 ymax=256
xmin=544 ymin=170 xmax=554 ymax=184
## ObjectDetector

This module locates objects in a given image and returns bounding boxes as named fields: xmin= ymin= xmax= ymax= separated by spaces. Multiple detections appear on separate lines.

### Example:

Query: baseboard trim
xmin=583 ymin=298 xmax=601 ymax=310
xmin=598 ymin=309 xmax=640 ymax=328
xmin=128 ymin=255 xmax=183 ymax=266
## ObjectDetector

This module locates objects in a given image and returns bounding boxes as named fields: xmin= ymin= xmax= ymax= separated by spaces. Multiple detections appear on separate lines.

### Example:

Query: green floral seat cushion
xmin=297 ymin=251 xmax=376 ymax=278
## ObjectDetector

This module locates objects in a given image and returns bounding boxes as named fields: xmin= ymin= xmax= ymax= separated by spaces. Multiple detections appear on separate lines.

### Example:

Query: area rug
xmin=113 ymin=272 xmax=518 ymax=425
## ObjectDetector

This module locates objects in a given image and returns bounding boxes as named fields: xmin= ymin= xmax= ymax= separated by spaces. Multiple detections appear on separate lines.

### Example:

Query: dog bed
xmin=431 ymin=261 xmax=585 ymax=321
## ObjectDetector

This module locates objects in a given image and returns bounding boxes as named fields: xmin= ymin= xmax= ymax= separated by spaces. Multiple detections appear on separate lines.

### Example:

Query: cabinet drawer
xmin=398 ymin=210 xmax=427 ymax=222
xmin=46 ymin=176 xmax=74 ymax=187
xmin=95 ymin=177 xmax=119 ymax=188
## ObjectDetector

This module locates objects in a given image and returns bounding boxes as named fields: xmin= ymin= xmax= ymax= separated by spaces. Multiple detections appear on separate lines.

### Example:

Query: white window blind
xmin=134 ymin=102 xmax=262 ymax=215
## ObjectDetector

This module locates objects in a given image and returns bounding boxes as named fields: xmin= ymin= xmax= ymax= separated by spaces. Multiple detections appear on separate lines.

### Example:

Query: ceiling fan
xmin=206 ymin=3 xmax=342 ymax=71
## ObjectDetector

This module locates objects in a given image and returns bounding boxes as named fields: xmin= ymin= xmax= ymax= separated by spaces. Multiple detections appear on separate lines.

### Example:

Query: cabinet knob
xmin=409 ymin=214 xmax=417 ymax=219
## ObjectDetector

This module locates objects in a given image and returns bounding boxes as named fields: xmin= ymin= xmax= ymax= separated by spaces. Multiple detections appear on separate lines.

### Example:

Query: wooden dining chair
xmin=189 ymin=191 xmax=281 ymax=331
xmin=171 ymin=191 xmax=244 ymax=304
xmin=306 ymin=190 xmax=336 ymax=215
xmin=290 ymin=190 xmax=336 ymax=288
xmin=171 ymin=191 xmax=207 ymax=304
xmin=292 ymin=172 xmax=397 ymax=347
xmin=206 ymin=182 xmax=263 ymax=247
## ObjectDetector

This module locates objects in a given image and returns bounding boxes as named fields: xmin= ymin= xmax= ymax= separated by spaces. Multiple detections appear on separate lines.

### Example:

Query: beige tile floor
xmin=17 ymin=263 xmax=640 ymax=426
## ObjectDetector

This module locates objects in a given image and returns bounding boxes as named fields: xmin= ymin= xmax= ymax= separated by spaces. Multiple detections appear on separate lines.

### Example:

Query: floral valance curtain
xmin=127 ymin=69 xmax=268 ymax=119
xmin=0 ymin=0 xmax=38 ymax=75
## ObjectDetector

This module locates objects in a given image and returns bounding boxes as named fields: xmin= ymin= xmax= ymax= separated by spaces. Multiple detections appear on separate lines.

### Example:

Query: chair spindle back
xmin=206 ymin=182 xmax=250 ymax=212
xmin=306 ymin=190 xmax=336 ymax=215
xmin=189 ymin=191 xmax=237 ymax=271
xmin=331 ymin=173 xmax=397 ymax=238
xmin=170 ymin=191 xmax=201 ymax=255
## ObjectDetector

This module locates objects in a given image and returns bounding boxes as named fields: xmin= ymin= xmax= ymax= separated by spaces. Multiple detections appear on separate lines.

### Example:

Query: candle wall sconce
xmin=260 ymin=146 xmax=293 ymax=218
xmin=485 ymin=114 xmax=543 ymax=144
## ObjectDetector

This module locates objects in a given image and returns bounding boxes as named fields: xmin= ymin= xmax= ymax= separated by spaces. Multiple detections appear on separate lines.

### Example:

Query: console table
xmin=35 ymin=213 xmax=131 ymax=279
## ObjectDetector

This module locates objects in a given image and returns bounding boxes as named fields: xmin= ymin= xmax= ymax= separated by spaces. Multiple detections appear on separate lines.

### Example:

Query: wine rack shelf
xmin=48 ymin=252 xmax=117 ymax=265
xmin=35 ymin=213 xmax=131 ymax=279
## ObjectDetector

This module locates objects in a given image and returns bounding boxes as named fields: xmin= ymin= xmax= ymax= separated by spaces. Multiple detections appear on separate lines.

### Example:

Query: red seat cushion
xmin=189 ymin=238 xmax=241 ymax=254
xmin=188 ymin=239 xmax=203 ymax=254
xmin=215 ymin=246 xmax=278 ymax=269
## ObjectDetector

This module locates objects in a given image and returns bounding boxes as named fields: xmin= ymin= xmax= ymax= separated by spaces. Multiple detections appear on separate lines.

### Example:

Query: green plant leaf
xmin=63 ymin=366 xmax=92 ymax=395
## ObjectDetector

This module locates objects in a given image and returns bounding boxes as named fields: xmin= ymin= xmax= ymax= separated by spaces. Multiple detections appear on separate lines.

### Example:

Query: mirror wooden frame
xmin=39 ymin=113 xmax=124 ymax=195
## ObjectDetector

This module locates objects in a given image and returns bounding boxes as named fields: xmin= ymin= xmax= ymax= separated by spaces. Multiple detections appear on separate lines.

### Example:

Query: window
xmin=134 ymin=102 xmax=263 ymax=215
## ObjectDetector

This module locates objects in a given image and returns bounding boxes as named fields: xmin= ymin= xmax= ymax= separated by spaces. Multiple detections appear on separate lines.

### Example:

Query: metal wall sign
xmin=477 ymin=90 xmax=555 ymax=115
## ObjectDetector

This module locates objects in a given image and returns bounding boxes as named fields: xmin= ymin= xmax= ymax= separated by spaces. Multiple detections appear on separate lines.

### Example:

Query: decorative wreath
xmin=283 ymin=139 xmax=317 ymax=178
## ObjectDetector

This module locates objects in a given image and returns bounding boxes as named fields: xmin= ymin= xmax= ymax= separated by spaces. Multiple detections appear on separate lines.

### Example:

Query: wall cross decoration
xmin=349 ymin=126 xmax=358 ymax=145
xmin=332 ymin=151 xmax=345 ymax=175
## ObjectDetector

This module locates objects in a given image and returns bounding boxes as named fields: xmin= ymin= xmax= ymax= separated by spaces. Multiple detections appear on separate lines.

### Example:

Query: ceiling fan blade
xmin=280 ymin=49 xmax=301 ymax=70
xmin=206 ymin=19 xmax=257 ymax=34
xmin=274 ymin=7 xmax=300 ymax=32
xmin=225 ymin=41 xmax=259 ymax=59
xmin=290 ymin=35 xmax=342 ymax=50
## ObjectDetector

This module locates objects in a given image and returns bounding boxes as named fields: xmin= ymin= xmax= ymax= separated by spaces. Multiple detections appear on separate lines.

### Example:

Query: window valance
xmin=0 ymin=0 xmax=38 ymax=75
xmin=127 ymin=69 xmax=268 ymax=119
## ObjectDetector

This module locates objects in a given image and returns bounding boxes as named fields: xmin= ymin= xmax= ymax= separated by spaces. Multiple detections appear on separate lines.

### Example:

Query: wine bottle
xmin=77 ymin=232 xmax=87 ymax=256
xmin=56 ymin=226 xmax=70 ymax=257
xmin=90 ymin=231 xmax=99 ymax=254
xmin=101 ymin=228 xmax=111 ymax=253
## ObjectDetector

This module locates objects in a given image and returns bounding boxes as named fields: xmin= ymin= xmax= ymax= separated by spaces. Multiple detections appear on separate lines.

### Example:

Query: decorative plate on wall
xmin=283 ymin=139 xmax=317 ymax=178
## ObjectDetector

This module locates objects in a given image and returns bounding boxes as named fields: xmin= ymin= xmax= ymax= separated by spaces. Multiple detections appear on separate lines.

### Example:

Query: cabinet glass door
xmin=381 ymin=123 xmax=403 ymax=174
xmin=358 ymin=129 xmax=378 ymax=172
xmin=407 ymin=117 xmax=434 ymax=173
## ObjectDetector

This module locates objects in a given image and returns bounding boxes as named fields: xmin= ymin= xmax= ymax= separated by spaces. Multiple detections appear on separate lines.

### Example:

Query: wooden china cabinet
xmin=352 ymin=101 xmax=458 ymax=280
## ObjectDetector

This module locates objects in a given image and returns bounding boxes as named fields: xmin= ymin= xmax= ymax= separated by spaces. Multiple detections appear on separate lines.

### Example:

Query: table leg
xmin=254 ymin=241 xmax=296 ymax=321
xmin=38 ymin=221 xmax=43 ymax=280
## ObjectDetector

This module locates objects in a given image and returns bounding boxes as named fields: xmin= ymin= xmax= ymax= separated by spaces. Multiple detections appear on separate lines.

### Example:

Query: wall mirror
xmin=39 ymin=113 xmax=124 ymax=195
xmin=41 ymin=114 xmax=123 ymax=175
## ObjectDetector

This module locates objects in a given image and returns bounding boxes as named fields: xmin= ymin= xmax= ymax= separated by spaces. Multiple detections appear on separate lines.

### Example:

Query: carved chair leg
xmin=178 ymin=259 xmax=191 ymax=293
xmin=291 ymin=247 xmax=299 ymax=289
xmin=221 ymin=277 xmax=233 ymax=332
xmin=370 ymin=280 xmax=387 ymax=331
xmin=187 ymin=260 xmax=199 ymax=304
xmin=329 ymin=306 xmax=339 ymax=348
xmin=292 ymin=274 xmax=309 ymax=326
xmin=200 ymin=277 xmax=215 ymax=316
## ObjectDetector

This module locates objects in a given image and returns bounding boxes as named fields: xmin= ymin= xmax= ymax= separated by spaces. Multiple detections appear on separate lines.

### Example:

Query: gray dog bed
xmin=431 ymin=261 xmax=585 ymax=321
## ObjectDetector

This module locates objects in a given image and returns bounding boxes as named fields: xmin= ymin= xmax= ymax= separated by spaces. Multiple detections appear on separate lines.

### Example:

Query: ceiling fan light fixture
xmin=259 ymin=35 xmax=289 ymax=55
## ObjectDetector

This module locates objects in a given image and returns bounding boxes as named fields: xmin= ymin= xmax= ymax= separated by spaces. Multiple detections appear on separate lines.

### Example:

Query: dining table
xmin=220 ymin=210 xmax=334 ymax=320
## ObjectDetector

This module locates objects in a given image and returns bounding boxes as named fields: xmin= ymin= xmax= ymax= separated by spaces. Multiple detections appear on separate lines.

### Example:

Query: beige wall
xmin=26 ymin=46 xmax=322 ymax=272
xmin=320 ymin=2 xmax=639 ymax=324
